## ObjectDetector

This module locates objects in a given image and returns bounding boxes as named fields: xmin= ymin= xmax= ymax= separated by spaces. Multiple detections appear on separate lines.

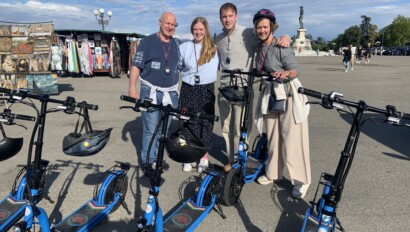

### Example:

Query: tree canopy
xmin=327 ymin=14 xmax=407 ymax=50
xmin=380 ymin=15 xmax=410 ymax=47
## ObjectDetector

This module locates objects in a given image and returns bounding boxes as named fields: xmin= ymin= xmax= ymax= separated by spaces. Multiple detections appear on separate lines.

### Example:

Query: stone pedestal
xmin=292 ymin=28 xmax=317 ymax=56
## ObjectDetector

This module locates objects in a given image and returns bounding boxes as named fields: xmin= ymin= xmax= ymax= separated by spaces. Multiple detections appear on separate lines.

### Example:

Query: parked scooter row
xmin=1 ymin=67 xmax=409 ymax=231
xmin=0 ymin=87 xmax=130 ymax=232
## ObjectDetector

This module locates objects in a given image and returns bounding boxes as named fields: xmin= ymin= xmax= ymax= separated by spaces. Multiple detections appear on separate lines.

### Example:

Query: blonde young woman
xmin=253 ymin=9 xmax=311 ymax=198
xmin=178 ymin=17 xmax=219 ymax=172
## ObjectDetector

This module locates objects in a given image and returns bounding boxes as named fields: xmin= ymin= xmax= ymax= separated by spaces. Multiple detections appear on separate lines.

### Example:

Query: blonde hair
xmin=191 ymin=17 xmax=216 ymax=65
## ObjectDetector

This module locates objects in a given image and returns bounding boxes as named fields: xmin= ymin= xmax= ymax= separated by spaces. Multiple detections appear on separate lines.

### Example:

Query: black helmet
xmin=0 ymin=121 xmax=24 ymax=162
xmin=62 ymin=128 xmax=112 ymax=156
xmin=253 ymin=9 xmax=276 ymax=24
xmin=218 ymin=85 xmax=247 ymax=103
xmin=165 ymin=132 xmax=210 ymax=163
xmin=0 ymin=137 xmax=23 ymax=162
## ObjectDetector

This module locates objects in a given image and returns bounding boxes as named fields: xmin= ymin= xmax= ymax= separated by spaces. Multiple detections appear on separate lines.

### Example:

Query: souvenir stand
xmin=53 ymin=29 xmax=144 ymax=78
xmin=0 ymin=22 xmax=57 ymax=94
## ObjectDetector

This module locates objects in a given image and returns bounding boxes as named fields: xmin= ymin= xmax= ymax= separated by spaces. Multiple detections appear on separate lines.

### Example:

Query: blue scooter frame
xmin=219 ymin=69 xmax=285 ymax=206
xmin=120 ymin=95 xmax=223 ymax=232
xmin=298 ymin=87 xmax=410 ymax=232
xmin=0 ymin=88 xmax=130 ymax=232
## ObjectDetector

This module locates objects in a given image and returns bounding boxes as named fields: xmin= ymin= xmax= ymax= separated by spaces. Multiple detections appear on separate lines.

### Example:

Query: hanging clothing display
xmin=51 ymin=45 xmax=64 ymax=71
xmin=110 ymin=38 xmax=122 ymax=77
xmin=67 ymin=40 xmax=80 ymax=73
xmin=79 ymin=40 xmax=93 ymax=76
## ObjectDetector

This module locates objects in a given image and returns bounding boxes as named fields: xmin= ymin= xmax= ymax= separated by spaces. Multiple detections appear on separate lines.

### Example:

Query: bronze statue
xmin=299 ymin=6 xmax=304 ymax=29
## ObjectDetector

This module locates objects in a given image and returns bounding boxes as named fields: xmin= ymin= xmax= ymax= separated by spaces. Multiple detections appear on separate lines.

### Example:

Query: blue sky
xmin=1 ymin=0 xmax=409 ymax=41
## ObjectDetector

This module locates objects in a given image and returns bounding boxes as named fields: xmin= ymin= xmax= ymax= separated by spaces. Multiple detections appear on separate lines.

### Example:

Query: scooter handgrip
xmin=298 ymin=87 xmax=323 ymax=99
xmin=120 ymin=95 xmax=137 ymax=103
xmin=401 ymin=113 xmax=410 ymax=120
xmin=14 ymin=114 xmax=36 ymax=121
xmin=196 ymin=112 xmax=219 ymax=122
xmin=76 ymin=102 xmax=98 ymax=110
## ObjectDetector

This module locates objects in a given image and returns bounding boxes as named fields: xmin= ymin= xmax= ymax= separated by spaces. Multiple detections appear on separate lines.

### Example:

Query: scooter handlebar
xmin=120 ymin=95 xmax=219 ymax=122
xmin=0 ymin=110 xmax=36 ymax=122
xmin=120 ymin=95 xmax=137 ymax=103
xmin=298 ymin=87 xmax=323 ymax=99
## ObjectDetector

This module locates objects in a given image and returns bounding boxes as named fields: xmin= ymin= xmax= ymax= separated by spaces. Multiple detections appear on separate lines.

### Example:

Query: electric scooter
xmin=120 ymin=95 xmax=225 ymax=232
xmin=218 ymin=69 xmax=285 ymax=206
xmin=298 ymin=87 xmax=410 ymax=232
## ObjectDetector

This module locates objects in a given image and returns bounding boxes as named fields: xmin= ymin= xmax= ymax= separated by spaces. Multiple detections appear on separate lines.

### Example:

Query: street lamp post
xmin=93 ymin=8 xmax=112 ymax=31
xmin=331 ymin=42 xmax=336 ymax=52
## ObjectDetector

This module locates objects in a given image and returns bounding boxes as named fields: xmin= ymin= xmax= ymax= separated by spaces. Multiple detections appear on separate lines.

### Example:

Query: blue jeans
xmin=139 ymin=84 xmax=179 ymax=164
xmin=343 ymin=60 xmax=350 ymax=70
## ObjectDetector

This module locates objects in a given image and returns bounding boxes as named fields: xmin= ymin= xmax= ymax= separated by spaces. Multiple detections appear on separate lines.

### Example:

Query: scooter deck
xmin=245 ymin=155 xmax=263 ymax=175
xmin=53 ymin=201 xmax=107 ymax=232
xmin=0 ymin=197 xmax=26 ymax=228
xmin=163 ymin=200 xmax=207 ymax=232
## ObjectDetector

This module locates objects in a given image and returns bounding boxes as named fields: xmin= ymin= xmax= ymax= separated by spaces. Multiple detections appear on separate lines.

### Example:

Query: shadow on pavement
xmin=271 ymin=179 xmax=310 ymax=232
xmin=46 ymin=160 xmax=105 ymax=225
xmin=57 ymin=83 xmax=75 ymax=94
xmin=338 ymin=112 xmax=410 ymax=159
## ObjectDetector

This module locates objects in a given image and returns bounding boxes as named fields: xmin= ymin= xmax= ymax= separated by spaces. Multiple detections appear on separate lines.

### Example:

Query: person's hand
xmin=272 ymin=70 xmax=290 ymax=80
xmin=275 ymin=35 xmax=291 ymax=48
xmin=128 ymin=86 xmax=140 ymax=99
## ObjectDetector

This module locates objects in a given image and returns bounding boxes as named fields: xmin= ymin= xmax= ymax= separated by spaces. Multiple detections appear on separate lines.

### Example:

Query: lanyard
xmin=158 ymin=33 xmax=171 ymax=63
xmin=193 ymin=42 xmax=199 ymax=72
xmin=259 ymin=37 xmax=274 ymax=71
xmin=259 ymin=45 xmax=270 ymax=71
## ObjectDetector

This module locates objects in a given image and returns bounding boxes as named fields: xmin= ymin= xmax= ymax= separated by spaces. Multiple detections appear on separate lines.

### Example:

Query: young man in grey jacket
xmin=215 ymin=2 xmax=290 ymax=164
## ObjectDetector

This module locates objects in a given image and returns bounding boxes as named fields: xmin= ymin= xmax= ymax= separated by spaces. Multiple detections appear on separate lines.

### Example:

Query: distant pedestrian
xmin=356 ymin=46 xmax=362 ymax=64
xmin=349 ymin=45 xmax=355 ymax=70
xmin=364 ymin=43 xmax=372 ymax=64
xmin=342 ymin=46 xmax=352 ymax=72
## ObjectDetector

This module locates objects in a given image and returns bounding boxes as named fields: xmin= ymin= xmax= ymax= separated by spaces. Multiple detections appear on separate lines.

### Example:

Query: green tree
xmin=360 ymin=15 xmax=372 ymax=45
xmin=332 ymin=25 xmax=361 ymax=50
xmin=343 ymin=26 xmax=361 ymax=46
xmin=315 ymin=36 xmax=326 ymax=45
xmin=380 ymin=15 xmax=410 ymax=47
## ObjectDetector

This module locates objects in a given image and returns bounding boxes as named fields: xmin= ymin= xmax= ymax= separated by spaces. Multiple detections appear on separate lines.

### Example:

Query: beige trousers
xmin=263 ymin=96 xmax=311 ymax=185
xmin=218 ymin=91 xmax=244 ymax=162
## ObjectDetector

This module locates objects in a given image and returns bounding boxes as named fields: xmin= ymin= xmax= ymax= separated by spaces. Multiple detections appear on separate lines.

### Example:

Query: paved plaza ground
xmin=0 ymin=56 xmax=409 ymax=231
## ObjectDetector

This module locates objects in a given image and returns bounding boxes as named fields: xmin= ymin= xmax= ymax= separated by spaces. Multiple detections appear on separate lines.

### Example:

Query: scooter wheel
xmin=200 ymin=175 xmax=219 ymax=206
xmin=103 ymin=175 xmax=128 ymax=212
xmin=220 ymin=167 xmax=243 ymax=206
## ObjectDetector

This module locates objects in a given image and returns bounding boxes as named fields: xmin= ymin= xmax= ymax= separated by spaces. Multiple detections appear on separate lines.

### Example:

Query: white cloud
xmin=25 ymin=0 xmax=81 ymax=12
xmin=0 ymin=0 xmax=409 ymax=40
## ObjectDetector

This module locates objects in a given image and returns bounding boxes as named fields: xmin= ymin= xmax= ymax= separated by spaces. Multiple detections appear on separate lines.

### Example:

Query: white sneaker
xmin=197 ymin=159 xmax=209 ymax=173
xmin=182 ymin=163 xmax=192 ymax=172
xmin=344 ymin=69 xmax=348 ymax=72
xmin=292 ymin=184 xmax=309 ymax=199
xmin=256 ymin=175 xmax=274 ymax=185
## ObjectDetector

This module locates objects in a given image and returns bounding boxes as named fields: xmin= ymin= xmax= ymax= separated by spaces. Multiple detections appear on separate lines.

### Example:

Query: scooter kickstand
xmin=121 ymin=200 xmax=132 ymax=215
xmin=215 ymin=203 xmax=226 ymax=219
